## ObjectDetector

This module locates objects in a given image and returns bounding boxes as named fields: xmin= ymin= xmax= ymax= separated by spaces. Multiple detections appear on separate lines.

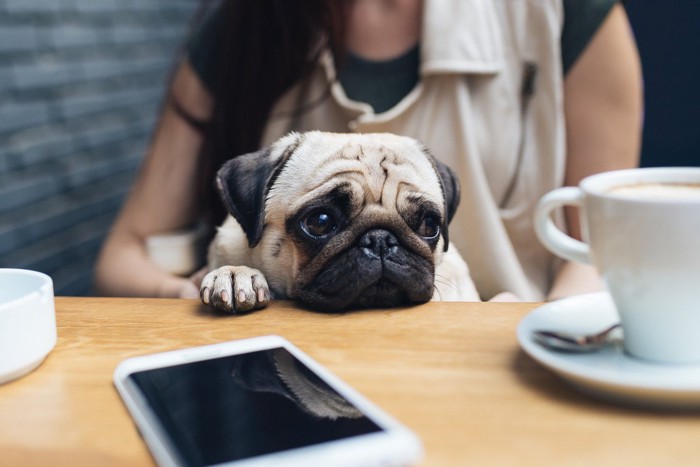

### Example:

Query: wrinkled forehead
xmin=269 ymin=133 xmax=444 ymax=206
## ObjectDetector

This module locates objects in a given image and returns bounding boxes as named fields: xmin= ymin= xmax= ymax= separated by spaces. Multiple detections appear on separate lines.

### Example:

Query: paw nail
xmin=221 ymin=290 xmax=229 ymax=304
xmin=238 ymin=290 xmax=246 ymax=303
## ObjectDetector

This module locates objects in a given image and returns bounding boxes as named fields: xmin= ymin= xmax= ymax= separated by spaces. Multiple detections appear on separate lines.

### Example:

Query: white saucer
xmin=517 ymin=292 xmax=700 ymax=409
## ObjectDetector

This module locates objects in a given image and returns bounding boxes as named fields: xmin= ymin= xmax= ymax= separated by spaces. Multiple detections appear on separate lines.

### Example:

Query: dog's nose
xmin=358 ymin=229 xmax=399 ymax=257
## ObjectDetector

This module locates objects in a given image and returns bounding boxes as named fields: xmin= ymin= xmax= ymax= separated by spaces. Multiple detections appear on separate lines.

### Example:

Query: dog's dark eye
xmin=301 ymin=210 xmax=337 ymax=238
xmin=417 ymin=215 xmax=440 ymax=239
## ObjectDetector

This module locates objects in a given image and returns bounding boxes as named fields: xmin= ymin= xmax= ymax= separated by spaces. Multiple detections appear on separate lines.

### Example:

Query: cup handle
xmin=534 ymin=187 xmax=592 ymax=265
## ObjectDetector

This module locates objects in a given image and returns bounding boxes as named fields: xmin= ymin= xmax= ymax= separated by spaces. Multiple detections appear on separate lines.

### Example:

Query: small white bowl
xmin=0 ymin=269 xmax=56 ymax=385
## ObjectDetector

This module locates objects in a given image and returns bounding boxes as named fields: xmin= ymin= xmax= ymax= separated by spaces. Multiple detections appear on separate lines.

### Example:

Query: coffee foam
xmin=608 ymin=183 xmax=700 ymax=200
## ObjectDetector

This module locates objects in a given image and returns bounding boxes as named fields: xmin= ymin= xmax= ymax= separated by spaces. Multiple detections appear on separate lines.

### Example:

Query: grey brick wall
xmin=0 ymin=0 xmax=199 ymax=295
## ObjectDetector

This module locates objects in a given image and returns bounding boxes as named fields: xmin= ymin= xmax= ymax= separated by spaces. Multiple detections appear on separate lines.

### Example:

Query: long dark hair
xmin=178 ymin=0 xmax=347 ymax=225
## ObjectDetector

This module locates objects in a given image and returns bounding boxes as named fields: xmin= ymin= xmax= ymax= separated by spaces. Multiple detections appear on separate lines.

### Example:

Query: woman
xmin=94 ymin=0 xmax=642 ymax=301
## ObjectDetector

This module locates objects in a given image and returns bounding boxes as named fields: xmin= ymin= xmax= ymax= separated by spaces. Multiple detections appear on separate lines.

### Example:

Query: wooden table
xmin=1 ymin=297 xmax=699 ymax=466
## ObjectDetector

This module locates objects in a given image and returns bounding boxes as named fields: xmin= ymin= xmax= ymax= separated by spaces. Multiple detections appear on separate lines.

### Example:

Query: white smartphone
xmin=113 ymin=335 xmax=423 ymax=467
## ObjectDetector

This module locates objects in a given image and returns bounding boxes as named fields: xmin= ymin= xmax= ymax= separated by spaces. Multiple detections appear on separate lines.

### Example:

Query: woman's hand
xmin=93 ymin=61 xmax=213 ymax=298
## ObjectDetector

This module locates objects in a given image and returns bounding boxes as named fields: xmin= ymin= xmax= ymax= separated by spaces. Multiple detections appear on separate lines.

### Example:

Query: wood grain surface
xmin=1 ymin=297 xmax=699 ymax=466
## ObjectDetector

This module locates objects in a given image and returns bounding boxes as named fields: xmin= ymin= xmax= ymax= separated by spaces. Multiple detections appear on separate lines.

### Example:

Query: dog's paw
xmin=200 ymin=266 xmax=270 ymax=313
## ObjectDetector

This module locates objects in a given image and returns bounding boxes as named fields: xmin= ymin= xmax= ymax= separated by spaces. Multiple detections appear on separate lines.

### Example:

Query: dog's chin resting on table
xmin=200 ymin=131 xmax=480 ymax=313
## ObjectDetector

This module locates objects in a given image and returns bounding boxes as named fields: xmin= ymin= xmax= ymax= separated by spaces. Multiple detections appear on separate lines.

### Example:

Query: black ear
xmin=433 ymin=158 xmax=461 ymax=224
xmin=216 ymin=147 xmax=282 ymax=247
xmin=431 ymin=157 xmax=461 ymax=252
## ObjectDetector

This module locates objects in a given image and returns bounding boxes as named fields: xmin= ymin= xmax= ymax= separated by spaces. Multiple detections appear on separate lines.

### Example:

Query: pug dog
xmin=200 ymin=131 xmax=479 ymax=313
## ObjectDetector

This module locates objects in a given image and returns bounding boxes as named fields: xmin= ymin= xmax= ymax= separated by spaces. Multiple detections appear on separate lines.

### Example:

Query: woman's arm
xmin=547 ymin=4 xmax=643 ymax=300
xmin=93 ymin=60 xmax=214 ymax=298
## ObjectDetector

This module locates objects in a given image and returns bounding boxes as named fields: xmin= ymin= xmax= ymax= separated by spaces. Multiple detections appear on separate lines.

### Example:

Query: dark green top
xmin=189 ymin=0 xmax=617 ymax=113
xmin=561 ymin=0 xmax=619 ymax=73
xmin=340 ymin=47 xmax=421 ymax=113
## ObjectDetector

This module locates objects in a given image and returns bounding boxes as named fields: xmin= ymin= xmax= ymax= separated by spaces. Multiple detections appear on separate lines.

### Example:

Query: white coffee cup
xmin=0 ymin=269 xmax=57 ymax=384
xmin=535 ymin=167 xmax=700 ymax=363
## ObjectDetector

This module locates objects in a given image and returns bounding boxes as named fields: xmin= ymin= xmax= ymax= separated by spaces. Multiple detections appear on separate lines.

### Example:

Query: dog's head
xmin=216 ymin=131 xmax=460 ymax=311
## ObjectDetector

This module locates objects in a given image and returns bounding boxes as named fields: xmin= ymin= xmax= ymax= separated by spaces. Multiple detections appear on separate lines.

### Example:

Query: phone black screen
xmin=128 ymin=347 xmax=382 ymax=466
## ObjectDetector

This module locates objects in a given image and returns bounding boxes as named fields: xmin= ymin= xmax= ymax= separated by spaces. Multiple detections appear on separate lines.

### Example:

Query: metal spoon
xmin=531 ymin=323 xmax=622 ymax=353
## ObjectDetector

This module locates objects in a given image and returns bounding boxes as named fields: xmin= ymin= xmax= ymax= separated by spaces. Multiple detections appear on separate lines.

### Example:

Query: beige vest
xmin=262 ymin=0 xmax=565 ymax=300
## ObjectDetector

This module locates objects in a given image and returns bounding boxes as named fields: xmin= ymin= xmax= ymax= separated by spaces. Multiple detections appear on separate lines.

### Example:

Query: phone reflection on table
xmin=128 ymin=347 xmax=381 ymax=467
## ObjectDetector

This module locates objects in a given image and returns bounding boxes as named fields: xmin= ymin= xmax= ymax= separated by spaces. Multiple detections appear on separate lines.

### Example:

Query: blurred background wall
xmin=626 ymin=0 xmax=700 ymax=168
xmin=0 ymin=1 xmax=698 ymax=296
xmin=0 ymin=0 xmax=197 ymax=295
